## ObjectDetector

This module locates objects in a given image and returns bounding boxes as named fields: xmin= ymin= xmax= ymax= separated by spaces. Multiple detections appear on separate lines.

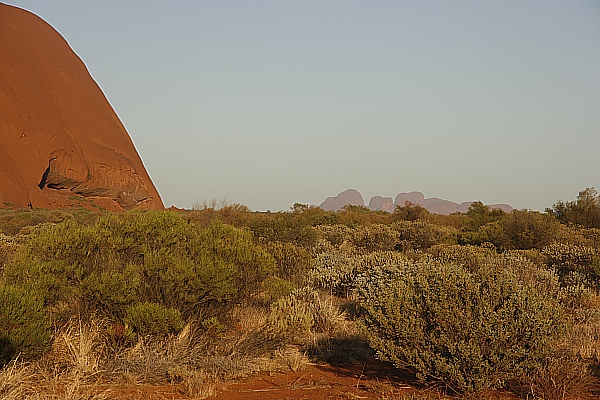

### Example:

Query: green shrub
xmin=356 ymin=258 xmax=564 ymax=393
xmin=0 ymin=208 xmax=92 ymax=236
xmin=125 ymin=302 xmax=184 ymax=337
xmin=191 ymin=221 xmax=276 ymax=312
xmin=264 ymin=241 xmax=312 ymax=283
xmin=349 ymin=224 xmax=398 ymax=252
xmin=427 ymin=244 xmax=496 ymax=271
xmin=259 ymin=276 xmax=296 ymax=304
xmin=250 ymin=212 xmax=317 ymax=247
xmin=4 ymin=211 xmax=275 ymax=324
xmin=0 ymin=233 xmax=17 ymax=272
xmin=547 ymin=187 xmax=600 ymax=229
xmin=456 ymin=228 xmax=494 ymax=247
xmin=81 ymin=264 xmax=141 ymax=319
xmin=392 ymin=220 xmax=455 ymax=251
xmin=491 ymin=210 xmax=561 ymax=250
xmin=542 ymin=242 xmax=600 ymax=286
xmin=309 ymin=251 xmax=409 ymax=296
xmin=336 ymin=205 xmax=391 ymax=227
xmin=268 ymin=290 xmax=315 ymax=343
xmin=460 ymin=201 xmax=505 ymax=232
xmin=309 ymin=252 xmax=358 ymax=296
xmin=393 ymin=203 xmax=430 ymax=221
xmin=457 ymin=209 xmax=560 ymax=250
xmin=0 ymin=284 xmax=51 ymax=365
xmin=314 ymin=224 xmax=352 ymax=248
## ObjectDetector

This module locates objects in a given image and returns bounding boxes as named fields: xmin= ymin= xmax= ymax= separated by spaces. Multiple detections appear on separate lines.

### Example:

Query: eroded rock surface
xmin=0 ymin=3 xmax=163 ymax=211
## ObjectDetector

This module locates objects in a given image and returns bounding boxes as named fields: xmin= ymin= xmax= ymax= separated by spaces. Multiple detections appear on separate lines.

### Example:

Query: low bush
xmin=543 ymin=242 xmax=600 ymax=287
xmin=356 ymin=258 xmax=565 ymax=393
xmin=309 ymin=251 xmax=409 ymax=296
xmin=267 ymin=288 xmax=346 ymax=344
xmin=548 ymin=187 xmax=600 ymax=229
xmin=492 ymin=210 xmax=561 ymax=250
xmin=0 ymin=233 xmax=17 ymax=272
xmin=457 ymin=209 xmax=561 ymax=250
xmin=259 ymin=276 xmax=296 ymax=304
xmin=264 ymin=241 xmax=312 ymax=284
xmin=0 ymin=283 xmax=52 ymax=366
xmin=268 ymin=290 xmax=315 ymax=343
xmin=0 ymin=208 xmax=92 ymax=236
xmin=125 ymin=302 xmax=184 ymax=337
xmin=4 ymin=211 xmax=276 ymax=325
xmin=250 ymin=212 xmax=317 ymax=247
xmin=392 ymin=220 xmax=455 ymax=251
xmin=349 ymin=224 xmax=398 ymax=252
xmin=314 ymin=224 xmax=352 ymax=248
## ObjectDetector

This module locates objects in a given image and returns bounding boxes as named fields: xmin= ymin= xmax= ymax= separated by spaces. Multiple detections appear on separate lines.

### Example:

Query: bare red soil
xmin=103 ymin=362 xmax=522 ymax=400
xmin=104 ymin=364 xmax=412 ymax=400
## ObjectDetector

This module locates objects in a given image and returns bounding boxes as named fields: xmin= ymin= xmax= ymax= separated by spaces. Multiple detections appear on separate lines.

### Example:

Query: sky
xmin=4 ymin=1 xmax=600 ymax=211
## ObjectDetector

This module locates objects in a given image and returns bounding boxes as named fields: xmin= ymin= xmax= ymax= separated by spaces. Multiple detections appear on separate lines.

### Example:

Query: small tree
xmin=462 ymin=201 xmax=505 ymax=232
xmin=491 ymin=210 xmax=560 ymax=250
xmin=393 ymin=202 xmax=430 ymax=221
xmin=548 ymin=188 xmax=600 ymax=229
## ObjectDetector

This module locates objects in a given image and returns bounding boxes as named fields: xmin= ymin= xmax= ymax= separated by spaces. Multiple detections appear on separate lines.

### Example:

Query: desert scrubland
xmin=1 ymin=188 xmax=600 ymax=399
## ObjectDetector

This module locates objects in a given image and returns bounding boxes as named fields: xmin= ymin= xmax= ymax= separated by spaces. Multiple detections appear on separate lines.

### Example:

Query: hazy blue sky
xmin=5 ymin=1 xmax=600 ymax=211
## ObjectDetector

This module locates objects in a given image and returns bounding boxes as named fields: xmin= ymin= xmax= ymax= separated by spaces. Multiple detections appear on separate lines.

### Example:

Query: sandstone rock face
xmin=319 ymin=189 xmax=364 ymax=211
xmin=0 ymin=3 xmax=163 ymax=211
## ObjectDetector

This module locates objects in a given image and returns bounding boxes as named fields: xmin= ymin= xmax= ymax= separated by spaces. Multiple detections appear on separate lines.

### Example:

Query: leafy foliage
xmin=125 ymin=302 xmax=184 ymax=337
xmin=4 ymin=211 xmax=275 ymax=324
xmin=356 ymin=255 xmax=564 ymax=393
xmin=264 ymin=240 xmax=312 ymax=284
xmin=0 ymin=283 xmax=52 ymax=366
xmin=392 ymin=220 xmax=455 ymax=251
xmin=393 ymin=202 xmax=430 ymax=221
xmin=310 ymin=251 xmax=409 ymax=296
xmin=548 ymin=187 xmax=600 ymax=228
xmin=542 ymin=242 xmax=600 ymax=287
xmin=461 ymin=201 xmax=505 ymax=232
xmin=492 ymin=210 xmax=560 ymax=250
xmin=2 ymin=189 xmax=600 ymax=395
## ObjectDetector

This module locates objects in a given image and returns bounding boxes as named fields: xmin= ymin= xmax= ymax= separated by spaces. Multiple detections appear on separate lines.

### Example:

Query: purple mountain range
xmin=319 ymin=189 xmax=513 ymax=215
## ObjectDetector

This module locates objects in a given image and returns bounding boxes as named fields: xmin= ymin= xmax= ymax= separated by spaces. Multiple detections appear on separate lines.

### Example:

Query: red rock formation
xmin=394 ymin=192 xmax=426 ymax=208
xmin=368 ymin=196 xmax=395 ymax=213
xmin=319 ymin=189 xmax=364 ymax=211
xmin=0 ymin=3 xmax=163 ymax=211
xmin=321 ymin=189 xmax=513 ymax=215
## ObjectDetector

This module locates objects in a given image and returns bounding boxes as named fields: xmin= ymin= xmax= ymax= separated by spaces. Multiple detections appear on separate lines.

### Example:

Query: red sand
xmin=102 ymin=363 xmax=521 ymax=400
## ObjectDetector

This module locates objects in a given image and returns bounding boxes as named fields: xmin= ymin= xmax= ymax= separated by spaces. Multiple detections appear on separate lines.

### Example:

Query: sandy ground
xmin=102 ymin=362 xmax=521 ymax=400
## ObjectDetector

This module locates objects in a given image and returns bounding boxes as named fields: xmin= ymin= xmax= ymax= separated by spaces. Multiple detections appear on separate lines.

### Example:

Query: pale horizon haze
xmin=4 ymin=1 xmax=600 ymax=211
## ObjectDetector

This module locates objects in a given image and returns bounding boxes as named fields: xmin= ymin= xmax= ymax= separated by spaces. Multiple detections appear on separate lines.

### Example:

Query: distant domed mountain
xmin=319 ymin=189 xmax=364 ymax=211
xmin=319 ymin=189 xmax=512 ymax=215
xmin=368 ymin=196 xmax=395 ymax=213
xmin=0 ymin=3 xmax=163 ymax=211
